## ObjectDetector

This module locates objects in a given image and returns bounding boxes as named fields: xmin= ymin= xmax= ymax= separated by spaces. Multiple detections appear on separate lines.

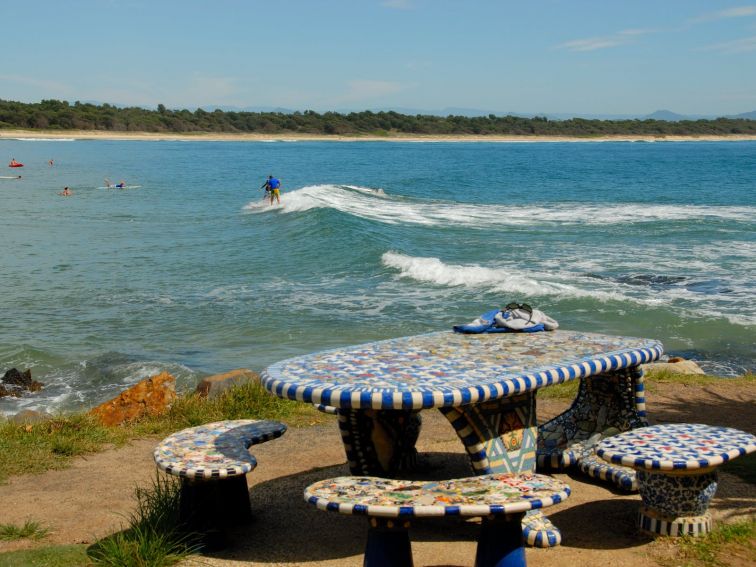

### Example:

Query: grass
xmin=0 ymin=520 xmax=49 ymax=542
xmin=663 ymin=519 xmax=756 ymax=567
xmin=87 ymin=474 xmax=200 ymax=566
xmin=0 ymin=381 xmax=324 ymax=485
xmin=0 ymin=545 xmax=89 ymax=567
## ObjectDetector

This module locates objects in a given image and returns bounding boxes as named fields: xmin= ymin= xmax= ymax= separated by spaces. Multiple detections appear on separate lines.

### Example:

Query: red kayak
xmin=9 ymin=163 xmax=23 ymax=168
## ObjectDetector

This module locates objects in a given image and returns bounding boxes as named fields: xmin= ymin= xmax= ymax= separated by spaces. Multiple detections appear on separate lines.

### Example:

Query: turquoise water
xmin=1 ymin=138 xmax=754 ymax=414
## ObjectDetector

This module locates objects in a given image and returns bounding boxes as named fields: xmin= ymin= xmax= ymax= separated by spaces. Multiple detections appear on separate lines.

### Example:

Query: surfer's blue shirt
xmin=269 ymin=178 xmax=281 ymax=189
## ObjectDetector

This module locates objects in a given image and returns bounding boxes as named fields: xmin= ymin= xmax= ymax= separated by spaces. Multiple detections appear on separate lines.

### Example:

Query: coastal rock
xmin=10 ymin=409 xmax=53 ymax=424
xmin=642 ymin=359 xmax=706 ymax=375
xmin=195 ymin=368 xmax=260 ymax=398
xmin=0 ymin=368 xmax=44 ymax=398
xmin=90 ymin=371 xmax=176 ymax=426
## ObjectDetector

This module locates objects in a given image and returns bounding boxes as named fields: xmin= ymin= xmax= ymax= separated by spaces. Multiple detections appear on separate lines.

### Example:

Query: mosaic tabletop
xmin=263 ymin=330 xmax=662 ymax=410
xmin=596 ymin=424 xmax=756 ymax=471
xmin=305 ymin=472 xmax=570 ymax=518
xmin=154 ymin=419 xmax=287 ymax=480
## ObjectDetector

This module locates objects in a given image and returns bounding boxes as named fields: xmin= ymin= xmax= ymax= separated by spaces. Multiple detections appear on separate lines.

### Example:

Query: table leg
xmin=439 ymin=393 xmax=559 ymax=548
xmin=637 ymin=469 xmax=718 ymax=537
xmin=338 ymin=409 xmax=422 ymax=476
xmin=537 ymin=366 xmax=647 ymax=470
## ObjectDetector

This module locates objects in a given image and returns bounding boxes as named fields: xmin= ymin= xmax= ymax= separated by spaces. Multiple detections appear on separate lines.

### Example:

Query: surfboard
xmin=0 ymin=176 xmax=21 ymax=179
xmin=99 ymin=185 xmax=142 ymax=189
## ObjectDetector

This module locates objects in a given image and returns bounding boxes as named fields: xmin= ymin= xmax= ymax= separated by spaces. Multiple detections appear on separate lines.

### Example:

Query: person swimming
xmin=59 ymin=186 xmax=72 ymax=196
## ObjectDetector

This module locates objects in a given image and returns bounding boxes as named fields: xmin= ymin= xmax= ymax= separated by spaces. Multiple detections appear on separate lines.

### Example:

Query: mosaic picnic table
xmin=596 ymin=423 xmax=756 ymax=537
xmin=262 ymin=329 xmax=663 ymax=547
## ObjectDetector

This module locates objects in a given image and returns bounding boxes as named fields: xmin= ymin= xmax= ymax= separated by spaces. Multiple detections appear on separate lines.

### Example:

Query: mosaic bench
xmin=153 ymin=419 xmax=287 ymax=533
xmin=536 ymin=366 xmax=646 ymax=492
xmin=305 ymin=472 xmax=570 ymax=567
xmin=596 ymin=423 xmax=756 ymax=537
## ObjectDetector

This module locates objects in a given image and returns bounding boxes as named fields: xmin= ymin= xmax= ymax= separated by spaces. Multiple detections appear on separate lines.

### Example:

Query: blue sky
xmin=3 ymin=0 xmax=756 ymax=115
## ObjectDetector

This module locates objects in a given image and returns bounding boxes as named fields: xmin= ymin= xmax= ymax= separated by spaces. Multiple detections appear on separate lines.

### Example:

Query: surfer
xmin=261 ymin=175 xmax=282 ymax=205
xmin=9 ymin=158 xmax=20 ymax=167
xmin=59 ymin=186 xmax=72 ymax=196
xmin=105 ymin=179 xmax=126 ymax=188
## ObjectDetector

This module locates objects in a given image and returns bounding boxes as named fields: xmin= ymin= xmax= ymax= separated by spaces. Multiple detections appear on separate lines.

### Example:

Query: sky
xmin=2 ymin=0 xmax=756 ymax=116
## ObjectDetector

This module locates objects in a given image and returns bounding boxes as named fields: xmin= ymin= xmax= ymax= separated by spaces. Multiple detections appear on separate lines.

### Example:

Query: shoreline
xmin=2 ymin=128 xmax=756 ymax=143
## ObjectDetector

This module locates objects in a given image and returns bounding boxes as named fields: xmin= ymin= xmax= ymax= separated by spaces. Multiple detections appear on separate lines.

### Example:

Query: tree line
xmin=1 ymin=98 xmax=754 ymax=136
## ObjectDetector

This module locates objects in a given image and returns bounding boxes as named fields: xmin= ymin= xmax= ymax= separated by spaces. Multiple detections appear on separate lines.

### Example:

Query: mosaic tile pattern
xmin=638 ymin=469 xmax=719 ymax=517
xmin=639 ymin=507 xmax=712 ymax=537
xmin=154 ymin=419 xmax=287 ymax=480
xmin=577 ymin=453 xmax=637 ymax=491
xmin=596 ymin=423 xmax=756 ymax=537
xmin=262 ymin=330 xmax=662 ymax=410
xmin=522 ymin=511 xmax=562 ymax=547
xmin=596 ymin=423 xmax=756 ymax=471
xmin=304 ymin=472 xmax=570 ymax=517
xmin=537 ymin=367 xmax=647 ymax=470
xmin=338 ymin=409 xmax=422 ymax=476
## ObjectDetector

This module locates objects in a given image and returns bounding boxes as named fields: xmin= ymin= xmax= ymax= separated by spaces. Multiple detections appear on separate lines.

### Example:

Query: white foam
xmin=380 ymin=251 xmax=756 ymax=325
xmin=241 ymin=184 xmax=755 ymax=226
xmin=381 ymin=252 xmax=637 ymax=303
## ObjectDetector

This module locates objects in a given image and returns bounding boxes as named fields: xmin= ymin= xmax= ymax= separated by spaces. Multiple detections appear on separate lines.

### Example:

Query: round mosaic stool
xmin=305 ymin=472 xmax=570 ymax=567
xmin=596 ymin=423 xmax=756 ymax=537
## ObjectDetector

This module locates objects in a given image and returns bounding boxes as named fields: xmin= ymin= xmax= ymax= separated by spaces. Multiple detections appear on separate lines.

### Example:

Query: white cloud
xmin=702 ymin=35 xmax=756 ymax=53
xmin=558 ymin=29 xmax=656 ymax=52
xmin=690 ymin=5 xmax=756 ymax=24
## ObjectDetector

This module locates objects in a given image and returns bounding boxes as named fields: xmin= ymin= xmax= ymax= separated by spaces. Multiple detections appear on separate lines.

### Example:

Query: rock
xmin=90 ymin=371 xmax=176 ymax=426
xmin=642 ymin=359 xmax=706 ymax=375
xmin=10 ymin=409 xmax=53 ymax=424
xmin=195 ymin=368 xmax=260 ymax=398
xmin=0 ymin=368 xmax=44 ymax=397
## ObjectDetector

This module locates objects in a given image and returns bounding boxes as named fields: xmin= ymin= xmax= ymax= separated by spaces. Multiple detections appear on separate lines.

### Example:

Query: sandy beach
xmin=2 ymin=129 xmax=756 ymax=143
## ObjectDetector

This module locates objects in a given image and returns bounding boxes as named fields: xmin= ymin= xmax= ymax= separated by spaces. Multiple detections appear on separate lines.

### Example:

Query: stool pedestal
xmin=636 ymin=469 xmax=718 ymax=537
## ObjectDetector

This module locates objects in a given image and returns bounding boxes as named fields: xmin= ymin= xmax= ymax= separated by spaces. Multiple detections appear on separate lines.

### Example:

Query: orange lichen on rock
xmin=90 ymin=371 xmax=176 ymax=426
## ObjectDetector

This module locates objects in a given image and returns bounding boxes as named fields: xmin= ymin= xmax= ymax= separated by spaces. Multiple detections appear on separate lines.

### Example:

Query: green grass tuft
xmin=88 ymin=474 xmax=200 ymax=566
xmin=674 ymin=518 xmax=755 ymax=566
xmin=0 ymin=520 xmax=49 ymax=541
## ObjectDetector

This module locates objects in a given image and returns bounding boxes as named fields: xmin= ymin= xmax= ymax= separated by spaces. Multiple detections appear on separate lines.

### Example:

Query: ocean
xmin=1 ymin=138 xmax=754 ymax=415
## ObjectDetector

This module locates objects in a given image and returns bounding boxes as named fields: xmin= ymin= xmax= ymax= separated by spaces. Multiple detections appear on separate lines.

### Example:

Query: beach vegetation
xmin=87 ymin=474 xmax=200 ymax=566
xmin=0 ymin=544 xmax=89 ymax=566
xmin=656 ymin=518 xmax=756 ymax=567
xmin=0 ymin=381 xmax=322 ymax=484
xmin=0 ymin=520 xmax=49 ymax=541
xmin=1 ymin=98 xmax=755 ymax=137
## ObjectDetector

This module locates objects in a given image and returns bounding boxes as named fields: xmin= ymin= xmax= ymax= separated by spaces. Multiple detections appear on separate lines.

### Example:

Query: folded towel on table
xmin=453 ymin=306 xmax=559 ymax=334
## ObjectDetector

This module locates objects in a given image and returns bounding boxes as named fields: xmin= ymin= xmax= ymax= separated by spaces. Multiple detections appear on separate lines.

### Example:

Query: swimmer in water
xmin=59 ymin=186 xmax=72 ymax=196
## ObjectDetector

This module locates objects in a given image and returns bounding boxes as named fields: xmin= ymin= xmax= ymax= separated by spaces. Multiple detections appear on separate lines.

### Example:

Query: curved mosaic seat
xmin=154 ymin=419 xmax=287 ymax=479
xmin=537 ymin=366 xmax=647 ymax=498
xmin=576 ymin=452 xmax=637 ymax=491
xmin=153 ymin=419 xmax=287 ymax=538
xmin=596 ymin=423 xmax=756 ymax=537
xmin=305 ymin=472 xmax=570 ymax=567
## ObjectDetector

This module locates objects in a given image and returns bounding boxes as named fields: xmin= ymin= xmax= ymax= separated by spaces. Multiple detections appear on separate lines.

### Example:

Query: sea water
xmin=1 ymin=138 xmax=754 ymax=414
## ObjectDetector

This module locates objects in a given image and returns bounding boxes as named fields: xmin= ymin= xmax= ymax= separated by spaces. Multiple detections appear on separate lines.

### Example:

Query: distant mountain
xmin=645 ymin=110 xmax=690 ymax=121
xmin=734 ymin=110 xmax=756 ymax=120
